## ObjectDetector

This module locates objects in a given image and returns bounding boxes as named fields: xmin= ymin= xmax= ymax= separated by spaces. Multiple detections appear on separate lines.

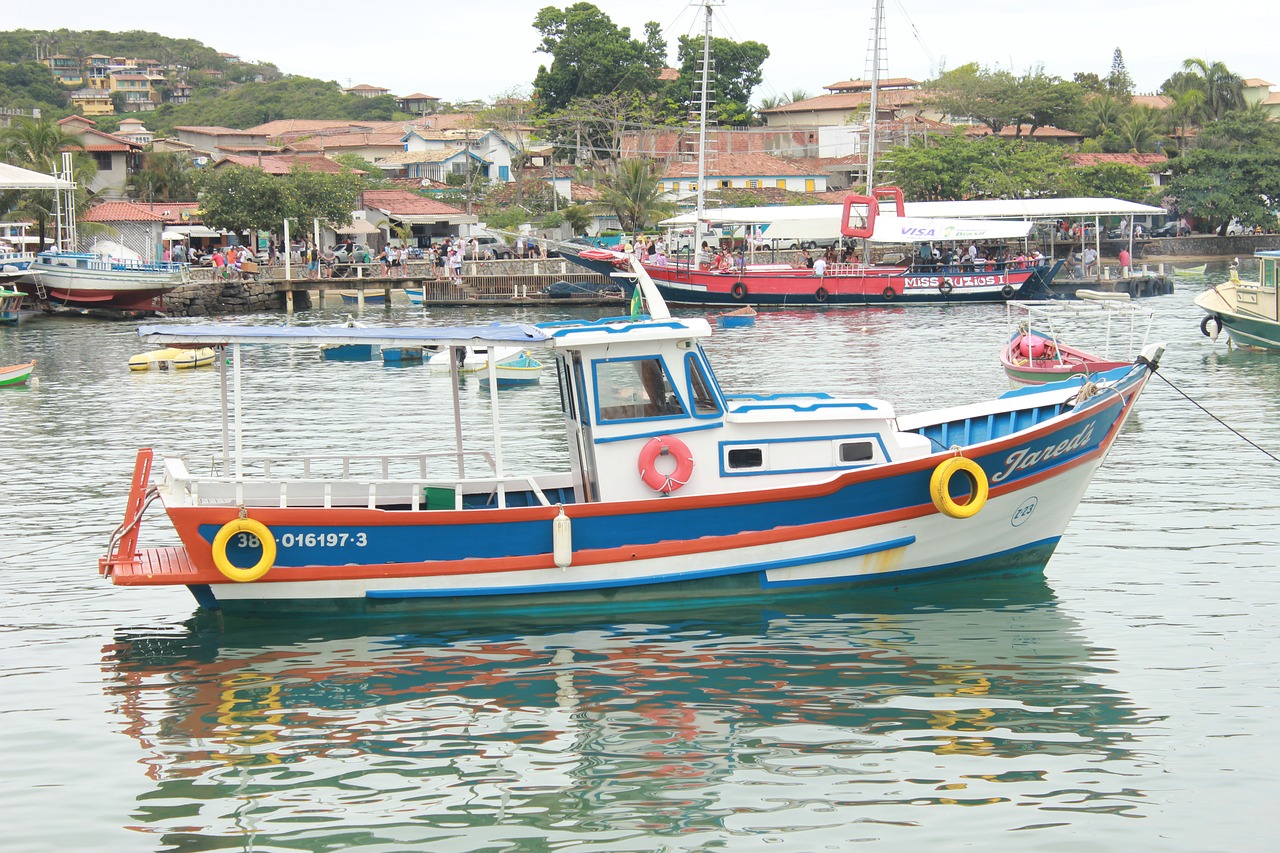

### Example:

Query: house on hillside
xmin=211 ymin=153 xmax=360 ymax=175
xmin=284 ymin=132 xmax=405 ymax=163
xmin=660 ymin=153 xmax=828 ymax=200
xmin=963 ymin=124 xmax=1085 ymax=144
xmin=58 ymin=116 xmax=143 ymax=200
xmin=69 ymin=88 xmax=114 ymax=117
xmin=342 ymin=83 xmax=391 ymax=99
xmin=397 ymin=93 xmax=441 ymax=114
xmin=402 ymin=128 xmax=518 ymax=181
xmin=116 ymin=118 xmax=154 ymax=146
xmin=760 ymin=78 xmax=932 ymax=128
xmin=109 ymin=71 xmax=159 ymax=112
xmin=376 ymin=148 xmax=490 ymax=184
xmin=79 ymin=200 xmax=168 ymax=259
xmin=173 ymin=126 xmax=276 ymax=159
xmin=1243 ymin=78 xmax=1280 ymax=118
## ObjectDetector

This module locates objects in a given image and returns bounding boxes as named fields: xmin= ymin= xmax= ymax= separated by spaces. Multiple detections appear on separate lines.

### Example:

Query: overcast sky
xmin=6 ymin=0 xmax=1276 ymax=104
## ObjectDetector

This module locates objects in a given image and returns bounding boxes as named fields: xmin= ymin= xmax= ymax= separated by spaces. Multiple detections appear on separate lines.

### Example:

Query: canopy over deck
xmin=138 ymin=322 xmax=552 ymax=349
xmin=0 ymin=162 xmax=76 ymax=190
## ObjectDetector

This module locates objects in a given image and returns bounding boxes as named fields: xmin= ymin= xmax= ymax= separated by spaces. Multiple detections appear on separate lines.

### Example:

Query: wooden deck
xmin=108 ymin=546 xmax=207 ymax=586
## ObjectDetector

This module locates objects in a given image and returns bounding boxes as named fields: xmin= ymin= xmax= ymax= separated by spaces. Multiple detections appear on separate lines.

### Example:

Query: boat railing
xmin=179 ymin=450 xmax=559 ymax=510
xmin=40 ymin=252 xmax=187 ymax=274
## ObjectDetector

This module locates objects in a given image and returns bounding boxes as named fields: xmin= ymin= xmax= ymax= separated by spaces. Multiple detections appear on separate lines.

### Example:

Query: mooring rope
xmin=1151 ymin=370 xmax=1280 ymax=464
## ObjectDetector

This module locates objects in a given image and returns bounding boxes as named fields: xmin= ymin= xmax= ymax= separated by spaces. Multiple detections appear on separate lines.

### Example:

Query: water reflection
xmin=104 ymin=576 xmax=1155 ymax=849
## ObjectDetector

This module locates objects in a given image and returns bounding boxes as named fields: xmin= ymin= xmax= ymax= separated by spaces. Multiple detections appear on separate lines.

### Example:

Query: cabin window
xmin=685 ymin=354 xmax=721 ymax=416
xmin=555 ymin=357 xmax=573 ymax=417
xmin=839 ymin=441 xmax=874 ymax=463
xmin=727 ymin=447 xmax=764 ymax=469
xmin=595 ymin=357 xmax=686 ymax=421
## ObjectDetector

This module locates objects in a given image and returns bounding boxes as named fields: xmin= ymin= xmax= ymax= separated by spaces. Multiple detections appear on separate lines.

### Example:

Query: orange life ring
xmin=638 ymin=435 xmax=695 ymax=495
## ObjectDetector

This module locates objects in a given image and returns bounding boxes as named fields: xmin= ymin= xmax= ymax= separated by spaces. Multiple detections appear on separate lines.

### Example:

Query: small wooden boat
xmin=0 ymin=360 xmax=35 ymax=387
xmin=426 ymin=345 xmax=525 ymax=374
xmin=1001 ymin=301 xmax=1152 ymax=387
xmin=338 ymin=290 xmax=387 ymax=305
xmin=1195 ymin=250 xmax=1280 ymax=350
xmin=478 ymin=351 xmax=543 ymax=387
xmin=715 ymin=306 xmax=757 ymax=329
xmin=1174 ymin=264 xmax=1207 ymax=276
xmin=128 ymin=347 xmax=216 ymax=371
xmin=0 ymin=286 xmax=25 ymax=324
xmin=404 ymin=288 xmax=424 ymax=305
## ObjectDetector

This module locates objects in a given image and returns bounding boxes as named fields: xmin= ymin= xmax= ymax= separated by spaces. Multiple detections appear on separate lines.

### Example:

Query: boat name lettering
xmin=906 ymin=275 xmax=1001 ymax=289
xmin=991 ymin=422 xmax=1095 ymax=483
xmin=279 ymin=532 xmax=368 ymax=548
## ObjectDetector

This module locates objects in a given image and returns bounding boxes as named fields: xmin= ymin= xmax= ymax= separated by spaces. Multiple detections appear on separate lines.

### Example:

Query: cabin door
xmin=558 ymin=352 xmax=600 ymax=502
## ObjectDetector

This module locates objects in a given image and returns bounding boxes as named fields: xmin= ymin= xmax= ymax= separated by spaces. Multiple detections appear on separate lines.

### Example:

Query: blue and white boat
xmin=0 ymin=221 xmax=36 ymax=287
xmin=100 ymin=260 xmax=1165 ymax=617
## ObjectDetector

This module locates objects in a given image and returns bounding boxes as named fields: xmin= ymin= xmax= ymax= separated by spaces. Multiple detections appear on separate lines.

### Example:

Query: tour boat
xmin=99 ymin=260 xmax=1165 ymax=617
xmin=567 ymin=190 xmax=1062 ymax=307
xmin=1195 ymin=251 xmax=1280 ymax=350
xmin=0 ymin=360 xmax=36 ymax=387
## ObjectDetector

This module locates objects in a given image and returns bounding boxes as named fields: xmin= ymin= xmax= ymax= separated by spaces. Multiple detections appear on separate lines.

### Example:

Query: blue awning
xmin=138 ymin=322 xmax=551 ymax=348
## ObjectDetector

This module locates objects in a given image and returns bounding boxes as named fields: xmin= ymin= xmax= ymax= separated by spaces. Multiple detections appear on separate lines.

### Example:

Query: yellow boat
xmin=129 ymin=347 xmax=217 ymax=371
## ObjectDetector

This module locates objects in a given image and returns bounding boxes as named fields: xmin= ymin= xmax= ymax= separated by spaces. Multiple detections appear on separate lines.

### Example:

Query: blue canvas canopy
xmin=138 ymin=322 xmax=551 ymax=349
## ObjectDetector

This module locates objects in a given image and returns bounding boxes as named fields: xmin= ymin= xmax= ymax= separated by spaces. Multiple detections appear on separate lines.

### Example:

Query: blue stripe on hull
xmin=198 ymin=539 xmax=1060 ymax=618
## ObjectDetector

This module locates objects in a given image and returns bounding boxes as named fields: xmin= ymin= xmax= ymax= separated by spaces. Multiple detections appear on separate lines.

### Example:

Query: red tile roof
xmin=286 ymin=132 xmax=406 ymax=152
xmin=824 ymin=77 xmax=921 ymax=92
xmin=360 ymin=190 xmax=466 ymax=216
xmin=963 ymin=124 xmax=1084 ymax=139
xmin=763 ymin=88 xmax=923 ymax=114
xmin=213 ymin=154 xmax=357 ymax=175
xmin=82 ymin=201 xmax=167 ymax=222
xmin=1067 ymin=152 xmax=1169 ymax=167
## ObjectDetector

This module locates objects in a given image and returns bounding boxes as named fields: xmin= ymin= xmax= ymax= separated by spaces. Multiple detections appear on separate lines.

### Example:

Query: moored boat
xmin=1195 ymin=251 xmax=1280 ymax=350
xmin=0 ymin=286 xmax=25 ymax=323
xmin=128 ymin=347 xmax=216 ymax=371
xmin=0 ymin=360 xmax=36 ymax=387
xmin=339 ymin=290 xmax=388 ymax=305
xmin=1001 ymin=300 xmax=1152 ymax=387
xmin=478 ymin=351 xmax=543 ymax=387
xmin=715 ymin=306 xmax=757 ymax=328
xmin=98 ymin=259 xmax=1166 ymax=617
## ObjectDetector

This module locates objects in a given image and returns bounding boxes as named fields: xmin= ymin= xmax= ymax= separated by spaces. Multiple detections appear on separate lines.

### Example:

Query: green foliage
xmin=667 ymin=35 xmax=770 ymax=127
xmin=1163 ymin=113 xmax=1280 ymax=233
xmin=0 ymin=61 xmax=68 ymax=112
xmin=0 ymin=115 xmax=99 ymax=247
xmin=927 ymin=64 xmax=1081 ymax=135
xmin=541 ymin=91 xmax=674 ymax=161
xmin=539 ymin=210 xmax=566 ymax=229
xmin=597 ymin=158 xmax=674 ymax=231
xmin=127 ymin=150 xmax=197 ymax=202
xmin=883 ymin=134 xmax=1079 ymax=201
xmin=532 ymin=3 xmax=665 ymax=112
xmin=484 ymin=207 xmax=532 ymax=231
xmin=1074 ymin=163 xmax=1154 ymax=202
xmin=1171 ymin=58 xmax=1245 ymax=122
xmin=562 ymin=204 xmax=595 ymax=233
xmin=195 ymin=164 xmax=360 ymax=237
xmin=1106 ymin=48 xmax=1134 ymax=99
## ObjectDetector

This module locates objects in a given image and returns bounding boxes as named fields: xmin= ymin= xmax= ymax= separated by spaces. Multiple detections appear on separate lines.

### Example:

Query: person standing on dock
xmin=1118 ymin=247 xmax=1131 ymax=278
xmin=1082 ymin=246 xmax=1098 ymax=278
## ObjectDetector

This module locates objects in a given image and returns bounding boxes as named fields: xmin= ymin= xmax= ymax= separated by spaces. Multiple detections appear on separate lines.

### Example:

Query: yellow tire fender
xmin=930 ymin=456 xmax=989 ymax=519
xmin=211 ymin=518 xmax=277 ymax=582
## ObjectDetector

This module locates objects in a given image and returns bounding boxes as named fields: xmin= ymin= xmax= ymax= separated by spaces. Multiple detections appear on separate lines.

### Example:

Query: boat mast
xmin=695 ymin=0 xmax=718 ymax=248
xmin=865 ymin=0 xmax=884 ymax=191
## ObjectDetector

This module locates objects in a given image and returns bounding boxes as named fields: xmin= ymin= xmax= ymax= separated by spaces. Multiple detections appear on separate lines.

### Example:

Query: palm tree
xmin=1082 ymin=94 xmax=1124 ymax=137
xmin=1117 ymin=106 xmax=1162 ymax=153
xmin=1181 ymin=58 xmax=1245 ymax=121
xmin=1166 ymin=88 xmax=1205 ymax=153
xmin=597 ymin=159 xmax=675 ymax=233
xmin=126 ymin=151 xmax=196 ymax=203
xmin=0 ymin=116 xmax=97 ymax=250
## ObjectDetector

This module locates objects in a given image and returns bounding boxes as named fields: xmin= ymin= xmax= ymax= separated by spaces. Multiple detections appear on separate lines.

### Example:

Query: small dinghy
xmin=0 ymin=360 xmax=35 ymax=387
xmin=128 ymin=347 xmax=216 ymax=371
xmin=715 ymin=306 xmax=757 ymax=328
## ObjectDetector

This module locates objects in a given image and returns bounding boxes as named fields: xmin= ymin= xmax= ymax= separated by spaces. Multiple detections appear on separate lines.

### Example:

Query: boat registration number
xmin=277 ymin=532 xmax=368 ymax=548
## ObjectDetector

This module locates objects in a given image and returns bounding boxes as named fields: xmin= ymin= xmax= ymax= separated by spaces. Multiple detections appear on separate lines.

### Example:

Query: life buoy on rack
xmin=938 ymin=279 xmax=954 ymax=296
xmin=1200 ymin=314 xmax=1222 ymax=340
xmin=815 ymin=286 xmax=829 ymax=303
xmin=731 ymin=282 xmax=747 ymax=300
xmin=638 ymin=435 xmax=695 ymax=495
xmin=1001 ymin=284 xmax=1015 ymax=299
xmin=211 ymin=517 xmax=277 ymax=582
xmin=929 ymin=456 xmax=989 ymax=519
xmin=882 ymin=286 xmax=896 ymax=301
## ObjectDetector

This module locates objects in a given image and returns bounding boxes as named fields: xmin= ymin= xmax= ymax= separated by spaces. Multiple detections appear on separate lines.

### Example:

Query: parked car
xmin=465 ymin=236 xmax=516 ymax=260
xmin=1150 ymin=222 xmax=1180 ymax=238
xmin=331 ymin=243 xmax=371 ymax=263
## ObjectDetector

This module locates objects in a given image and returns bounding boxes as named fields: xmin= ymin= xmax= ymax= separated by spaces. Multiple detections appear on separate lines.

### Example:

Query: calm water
xmin=2 ymin=265 xmax=1278 ymax=852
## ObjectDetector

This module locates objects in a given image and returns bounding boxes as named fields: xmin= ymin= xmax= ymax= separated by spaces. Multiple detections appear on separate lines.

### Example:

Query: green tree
xmin=0 ymin=115 xmax=97 ymax=249
xmin=597 ymin=158 xmax=674 ymax=231
xmin=927 ymin=64 xmax=1021 ymax=133
xmin=1162 ymin=113 xmax=1280 ymax=234
xmin=126 ymin=150 xmax=197 ymax=202
xmin=1106 ymin=48 xmax=1134 ymax=100
xmin=195 ymin=165 xmax=360 ymax=239
xmin=1116 ymin=106 xmax=1164 ymax=153
xmin=1178 ymin=58 xmax=1245 ymax=121
xmin=883 ymin=134 xmax=1079 ymax=201
xmin=562 ymin=203 xmax=595 ymax=234
xmin=666 ymin=35 xmax=770 ymax=128
xmin=532 ymin=3 xmax=666 ymax=113
xmin=1075 ymin=162 xmax=1153 ymax=202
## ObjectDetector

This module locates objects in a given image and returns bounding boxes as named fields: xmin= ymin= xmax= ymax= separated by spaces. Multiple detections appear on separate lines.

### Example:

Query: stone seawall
xmin=1145 ymin=234 xmax=1280 ymax=257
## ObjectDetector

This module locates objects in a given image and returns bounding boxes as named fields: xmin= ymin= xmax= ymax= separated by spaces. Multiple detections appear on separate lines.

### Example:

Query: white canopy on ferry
xmin=0 ymin=161 xmax=76 ymax=190
xmin=660 ymin=206 xmax=1032 ymax=242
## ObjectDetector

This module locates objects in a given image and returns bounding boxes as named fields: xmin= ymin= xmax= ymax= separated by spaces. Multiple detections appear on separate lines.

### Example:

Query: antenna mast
xmin=864 ymin=0 xmax=885 ymax=191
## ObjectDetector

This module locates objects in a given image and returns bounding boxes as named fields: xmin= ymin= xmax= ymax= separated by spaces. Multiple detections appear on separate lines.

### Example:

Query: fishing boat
xmin=339 ymin=290 xmax=387 ymax=305
xmin=0 ymin=286 xmax=25 ymax=324
xmin=0 ymin=360 xmax=36 ymax=387
xmin=1174 ymin=263 xmax=1207 ymax=276
xmin=1195 ymin=251 xmax=1280 ymax=349
xmin=715 ymin=306 xmax=757 ymax=329
xmin=1001 ymin=299 xmax=1152 ymax=387
xmin=98 ymin=259 xmax=1166 ymax=616
xmin=478 ymin=351 xmax=543 ymax=387
xmin=128 ymin=347 xmax=217 ymax=371
xmin=426 ymin=344 xmax=526 ymax=373
xmin=16 ymin=159 xmax=187 ymax=311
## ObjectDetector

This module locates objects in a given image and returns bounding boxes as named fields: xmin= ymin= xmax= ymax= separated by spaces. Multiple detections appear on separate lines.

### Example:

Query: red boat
xmin=567 ymin=189 xmax=1062 ymax=307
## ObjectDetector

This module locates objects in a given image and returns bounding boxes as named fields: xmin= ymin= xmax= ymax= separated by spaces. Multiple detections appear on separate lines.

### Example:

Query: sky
xmin=5 ymin=0 xmax=1277 ymax=105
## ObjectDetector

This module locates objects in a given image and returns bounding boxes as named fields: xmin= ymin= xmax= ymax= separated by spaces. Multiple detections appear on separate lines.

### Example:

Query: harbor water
xmin=1 ymin=263 xmax=1277 ymax=851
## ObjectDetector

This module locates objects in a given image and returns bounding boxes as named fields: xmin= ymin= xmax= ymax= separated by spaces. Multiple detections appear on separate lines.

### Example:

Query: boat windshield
xmin=595 ymin=357 xmax=687 ymax=421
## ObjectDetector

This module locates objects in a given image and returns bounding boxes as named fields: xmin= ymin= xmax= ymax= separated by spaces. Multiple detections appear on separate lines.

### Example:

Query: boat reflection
xmin=103 ymin=576 xmax=1152 ymax=844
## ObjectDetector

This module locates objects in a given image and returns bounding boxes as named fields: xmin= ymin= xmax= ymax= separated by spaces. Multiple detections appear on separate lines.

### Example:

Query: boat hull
xmin=568 ymin=257 xmax=1060 ymax=307
xmin=1195 ymin=284 xmax=1280 ymax=350
xmin=110 ymin=374 xmax=1146 ymax=616
xmin=1000 ymin=330 xmax=1130 ymax=386
xmin=0 ymin=360 xmax=35 ymax=387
